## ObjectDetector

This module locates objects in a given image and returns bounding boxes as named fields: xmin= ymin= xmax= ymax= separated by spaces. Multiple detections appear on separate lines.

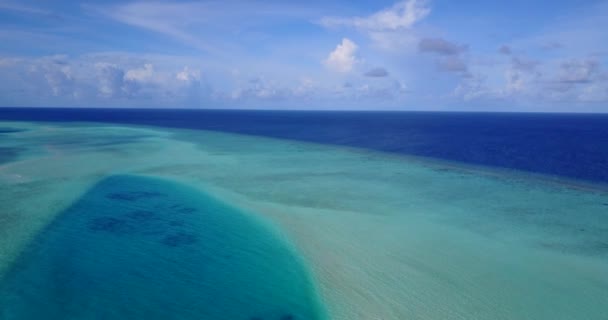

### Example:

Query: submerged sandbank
xmin=0 ymin=121 xmax=607 ymax=319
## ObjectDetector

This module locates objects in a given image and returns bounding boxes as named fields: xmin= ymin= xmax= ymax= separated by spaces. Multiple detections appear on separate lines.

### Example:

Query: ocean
xmin=1 ymin=108 xmax=608 ymax=184
xmin=0 ymin=108 xmax=607 ymax=319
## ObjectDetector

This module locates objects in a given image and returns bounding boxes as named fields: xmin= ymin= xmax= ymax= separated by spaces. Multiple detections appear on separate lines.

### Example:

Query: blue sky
xmin=0 ymin=0 xmax=607 ymax=111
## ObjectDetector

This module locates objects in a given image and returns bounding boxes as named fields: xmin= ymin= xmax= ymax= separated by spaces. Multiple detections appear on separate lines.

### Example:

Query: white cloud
xmin=125 ymin=63 xmax=154 ymax=82
xmin=452 ymin=52 xmax=608 ymax=105
xmin=44 ymin=66 xmax=73 ymax=96
xmin=320 ymin=0 xmax=429 ymax=31
xmin=324 ymin=38 xmax=359 ymax=73
xmin=0 ymin=1 xmax=52 ymax=15
xmin=176 ymin=66 xmax=201 ymax=83
xmin=90 ymin=2 xmax=220 ymax=54
xmin=95 ymin=62 xmax=126 ymax=98
xmin=320 ymin=0 xmax=430 ymax=52
xmin=292 ymin=77 xmax=316 ymax=97
xmin=25 ymin=56 xmax=77 ymax=97
xmin=502 ymin=57 xmax=541 ymax=95
xmin=90 ymin=1 xmax=323 ymax=55
xmin=453 ymin=74 xmax=492 ymax=101
xmin=229 ymin=77 xmax=287 ymax=100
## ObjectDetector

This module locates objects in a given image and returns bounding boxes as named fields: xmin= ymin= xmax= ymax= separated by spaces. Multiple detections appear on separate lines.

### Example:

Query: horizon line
xmin=1 ymin=106 xmax=608 ymax=115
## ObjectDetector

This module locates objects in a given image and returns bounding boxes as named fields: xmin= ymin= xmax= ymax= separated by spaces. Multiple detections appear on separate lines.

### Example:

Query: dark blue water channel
xmin=1 ymin=108 xmax=607 ymax=184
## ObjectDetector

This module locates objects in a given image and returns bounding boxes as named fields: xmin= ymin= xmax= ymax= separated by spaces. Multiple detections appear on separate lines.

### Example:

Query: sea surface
xmin=2 ymin=107 xmax=608 ymax=183
xmin=0 ymin=108 xmax=607 ymax=319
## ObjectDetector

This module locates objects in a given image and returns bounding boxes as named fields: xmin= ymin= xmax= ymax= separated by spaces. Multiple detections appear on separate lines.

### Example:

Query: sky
xmin=0 ymin=0 xmax=607 ymax=112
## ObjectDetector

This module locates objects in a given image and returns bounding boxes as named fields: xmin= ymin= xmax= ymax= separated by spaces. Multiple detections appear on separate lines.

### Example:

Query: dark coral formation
xmin=126 ymin=210 xmax=158 ymax=222
xmin=161 ymin=232 xmax=198 ymax=247
xmin=92 ymin=188 xmax=204 ymax=248
xmin=177 ymin=207 xmax=197 ymax=214
xmin=169 ymin=220 xmax=185 ymax=227
xmin=88 ymin=217 xmax=133 ymax=235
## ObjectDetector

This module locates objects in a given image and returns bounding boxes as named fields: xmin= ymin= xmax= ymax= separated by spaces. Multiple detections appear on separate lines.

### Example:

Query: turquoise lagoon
xmin=0 ymin=122 xmax=607 ymax=319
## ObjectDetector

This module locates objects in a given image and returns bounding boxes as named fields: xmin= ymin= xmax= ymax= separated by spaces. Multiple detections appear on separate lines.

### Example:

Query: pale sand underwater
xmin=1 ymin=122 xmax=607 ymax=319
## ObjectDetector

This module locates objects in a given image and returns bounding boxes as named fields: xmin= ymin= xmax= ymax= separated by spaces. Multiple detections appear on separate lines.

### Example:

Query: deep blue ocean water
xmin=0 ymin=175 xmax=324 ymax=320
xmin=1 ymin=107 xmax=608 ymax=184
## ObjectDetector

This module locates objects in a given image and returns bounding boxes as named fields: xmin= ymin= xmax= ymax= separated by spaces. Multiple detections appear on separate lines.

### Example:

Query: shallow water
xmin=0 ymin=121 xmax=607 ymax=319
xmin=0 ymin=175 xmax=324 ymax=320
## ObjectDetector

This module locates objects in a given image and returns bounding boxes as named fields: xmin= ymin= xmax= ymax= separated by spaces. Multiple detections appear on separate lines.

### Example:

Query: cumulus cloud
xmin=324 ymin=38 xmax=359 ymax=73
xmin=27 ymin=56 xmax=75 ymax=97
xmin=92 ymin=61 xmax=192 ymax=99
xmin=291 ymin=77 xmax=316 ymax=98
xmin=176 ymin=66 xmax=201 ymax=83
xmin=320 ymin=0 xmax=429 ymax=52
xmin=503 ymin=57 xmax=541 ymax=95
xmin=453 ymin=74 xmax=492 ymax=101
xmin=124 ymin=63 xmax=154 ymax=82
xmin=95 ymin=62 xmax=127 ymax=98
xmin=453 ymin=54 xmax=608 ymax=104
xmin=44 ymin=66 xmax=73 ymax=96
xmin=418 ymin=37 xmax=467 ymax=55
xmin=320 ymin=0 xmax=429 ymax=31
xmin=229 ymin=77 xmax=290 ymax=100
xmin=349 ymin=80 xmax=408 ymax=100
xmin=453 ymin=54 xmax=542 ymax=101
xmin=539 ymin=58 xmax=606 ymax=102
xmin=364 ymin=67 xmax=389 ymax=77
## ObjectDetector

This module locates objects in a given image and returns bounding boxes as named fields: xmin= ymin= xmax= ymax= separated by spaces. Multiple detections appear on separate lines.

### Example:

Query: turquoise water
xmin=0 ymin=175 xmax=324 ymax=320
xmin=1 ymin=122 xmax=607 ymax=319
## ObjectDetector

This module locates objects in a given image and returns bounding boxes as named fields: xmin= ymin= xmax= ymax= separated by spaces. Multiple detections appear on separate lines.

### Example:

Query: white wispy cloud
xmin=88 ymin=1 xmax=325 ymax=55
xmin=0 ymin=1 xmax=52 ymax=16
xmin=319 ymin=0 xmax=429 ymax=31
xmin=89 ymin=2 xmax=218 ymax=54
